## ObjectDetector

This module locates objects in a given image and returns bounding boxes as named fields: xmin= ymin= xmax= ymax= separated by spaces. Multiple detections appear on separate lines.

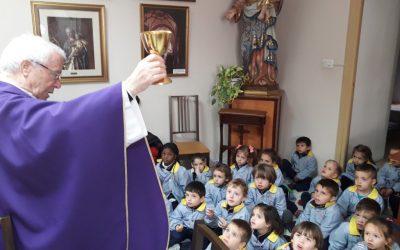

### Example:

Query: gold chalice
xmin=140 ymin=30 xmax=172 ymax=85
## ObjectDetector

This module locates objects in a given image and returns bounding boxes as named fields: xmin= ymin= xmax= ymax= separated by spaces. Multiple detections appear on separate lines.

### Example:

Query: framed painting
xmin=141 ymin=4 xmax=189 ymax=76
xmin=31 ymin=1 xmax=108 ymax=83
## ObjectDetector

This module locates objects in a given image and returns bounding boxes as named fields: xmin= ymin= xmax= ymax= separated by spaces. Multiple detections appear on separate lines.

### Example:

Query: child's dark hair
xmin=355 ymin=198 xmax=381 ymax=215
xmin=252 ymin=204 xmax=284 ymax=235
xmin=191 ymin=155 xmax=206 ymax=164
xmin=230 ymin=219 xmax=252 ymax=244
xmin=355 ymin=163 xmax=377 ymax=180
xmin=259 ymin=148 xmax=281 ymax=165
xmin=185 ymin=181 xmax=206 ymax=198
xmin=228 ymin=179 xmax=248 ymax=197
xmin=213 ymin=162 xmax=232 ymax=183
xmin=252 ymin=163 xmax=276 ymax=184
xmin=317 ymin=178 xmax=339 ymax=197
xmin=353 ymin=144 xmax=375 ymax=164
xmin=296 ymin=136 xmax=312 ymax=147
xmin=325 ymin=159 xmax=342 ymax=177
xmin=364 ymin=217 xmax=393 ymax=243
xmin=292 ymin=221 xmax=324 ymax=250
xmin=232 ymin=144 xmax=258 ymax=166
xmin=162 ymin=142 xmax=179 ymax=162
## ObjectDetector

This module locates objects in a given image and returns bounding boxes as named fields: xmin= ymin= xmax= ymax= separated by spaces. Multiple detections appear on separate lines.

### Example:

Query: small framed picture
xmin=141 ymin=4 xmax=189 ymax=76
xmin=31 ymin=1 xmax=108 ymax=83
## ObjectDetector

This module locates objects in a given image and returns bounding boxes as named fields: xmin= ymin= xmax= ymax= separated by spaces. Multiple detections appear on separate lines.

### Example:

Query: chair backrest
xmin=191 ymin=220 xmax=229 ymax=250
xmin=0 ymin=216 xmax=15 ymax=250
xmin=169 ymin=95 xmax=199 ymax=142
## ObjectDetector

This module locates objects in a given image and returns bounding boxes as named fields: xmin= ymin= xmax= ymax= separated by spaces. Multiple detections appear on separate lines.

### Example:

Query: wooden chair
xmin=191 ymin=220 xmax=228 ymax=250
xmin=0 ymin=216 xmax=15 ymax=250
xmin=169 ymin=95 xmax=210 ymax=167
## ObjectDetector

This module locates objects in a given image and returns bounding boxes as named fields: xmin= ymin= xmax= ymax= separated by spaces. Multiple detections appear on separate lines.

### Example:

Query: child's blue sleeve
xmin=319 ymin=206 xmax=343 ymax=238
xmin=275 ymin=188 xmax=287 ymax=218
xmin=296 ymin=157 xmax=317 ymax=180
xmin=169 ymin=204 xmax=184 ymax=230
xmin=328 ymin=223 xmax=349 ymax=250
xmin=296 ymin=201 xmax=312 ymax=224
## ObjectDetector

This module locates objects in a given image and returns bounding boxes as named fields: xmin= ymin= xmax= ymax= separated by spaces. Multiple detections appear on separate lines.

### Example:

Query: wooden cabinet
xmin=230 ymin=91 xmax=282 ymax=152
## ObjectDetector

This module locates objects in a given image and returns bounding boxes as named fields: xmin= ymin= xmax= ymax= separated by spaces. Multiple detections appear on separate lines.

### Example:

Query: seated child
xmin=156 ymin=142 xmax=192 ymax=208
xmin=231 ymin=145 xmax=258 ymax=184
xmin=205 ymin=162 xmax=232 ymax=210
xmin=352 ymin=216 xmax=400 ymax=250
xmin=281 ymin=136 xmax=318 ymax=191
xmin=337 ymin=163 xmax=384 ymax=219
xmin=299 ymin=160 xmax=342 ymax=207
xmin=245 ymin=163 xmax=287 ymax=218
xmin=169 ymin=181 xmax=206 ymax=248
xmin=296 ymin=178 xmax=343 ymax=240
xmin=329 ymin=198 xmax=381 ymax=250
xmin=258 ymin=148 xmax=284 ymax=186
xmin=247 ymin=204 xmax=287 ymax=250
xmin=206 ymin=219 xmax=252 ymax=250
xmin=376 ymin=145 xmax=400 ymax=218
xmin=191 ymin=155 xmax=212 ymax=185
xmin=278 ymin=221 xmax=324 ymax=250
xmin=205 ymin=179 xmax=250 ymax=232
xmin=340 ymin=144 xmax=375 ymax=191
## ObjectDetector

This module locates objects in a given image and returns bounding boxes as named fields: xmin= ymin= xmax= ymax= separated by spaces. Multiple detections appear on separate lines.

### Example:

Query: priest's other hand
xmin=123 ymin=54 xmax=166 ymax=95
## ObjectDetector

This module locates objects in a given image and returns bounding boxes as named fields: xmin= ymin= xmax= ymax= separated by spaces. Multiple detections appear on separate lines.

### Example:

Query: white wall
xmin=0 ymin=0 xmax=238 ymax=162
xmin=349 ymin=0 xmax=400 ymax=161
xmin=276 ymin=1 xmax=349 ymax=166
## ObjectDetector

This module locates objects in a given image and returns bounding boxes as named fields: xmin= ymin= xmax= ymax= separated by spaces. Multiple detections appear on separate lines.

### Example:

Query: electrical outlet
xmin=322 ymin=59 xmax=334 ymax=68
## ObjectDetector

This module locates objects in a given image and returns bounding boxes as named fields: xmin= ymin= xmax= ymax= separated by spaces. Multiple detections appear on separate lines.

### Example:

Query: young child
xmin=280 ymin=136 xmax=318 ymax=191
xmin=298 ymin=160 xmax=342 ymax=207
xmin=376 ymin=145 xmax=400 ymax=218
xmin=296 ymin=178 xmax=343 ymax=241
xmin=329 ymin=198 xmax=382 ymax=250
xmin=205 ymin=162 xmax=233 ymax=210
xmin=206 ymin=219 xmax=252 ymax=250
xmin=169 ymin=181 xmax=206 ymax=247
xmin=205 ymin=179 xmax=250 ymax=233
xmin=245 ymin=163 xmax=287 ymax=218
xmin=337 ymin=163 xmax=384 ymax=219
xmin=341 ymin=144 xmax=375 ymax=191
xmin=191 ymin=155 xmax=212 ymax=185
xmin=352 ymin=217 xmax=399 ymax=250
xmin=277 ymin=221 xmax=324 ymax=250
xmin=247 ymin=204 xmax=287 ymax=250
xmin=156 ymin=142 xmax=192 ymax=209
xmin=231 ymin=145 xmax=258 ymax=184
xmin=258 ymin=148 xmax=284 ymax=186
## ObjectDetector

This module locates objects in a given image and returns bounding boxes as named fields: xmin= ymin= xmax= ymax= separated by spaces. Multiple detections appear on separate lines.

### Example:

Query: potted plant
xmin=211 ymin=65 xmax=247 ymax=107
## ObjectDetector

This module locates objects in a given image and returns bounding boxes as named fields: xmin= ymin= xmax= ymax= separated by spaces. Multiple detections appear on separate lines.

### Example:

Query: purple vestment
xmin=0 ymin=81 xmax=169 ymax=250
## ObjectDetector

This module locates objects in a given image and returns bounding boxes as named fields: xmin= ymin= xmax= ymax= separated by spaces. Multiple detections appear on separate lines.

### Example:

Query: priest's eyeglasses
xmin=31 ymin=60 xmax=62 ymax=80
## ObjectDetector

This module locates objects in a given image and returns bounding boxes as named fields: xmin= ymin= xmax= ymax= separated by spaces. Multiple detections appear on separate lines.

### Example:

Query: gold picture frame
xmin=31 ymin=1 xmax=108 ymax=83
xmin=140 ymin=4 xmax=189 ymax=77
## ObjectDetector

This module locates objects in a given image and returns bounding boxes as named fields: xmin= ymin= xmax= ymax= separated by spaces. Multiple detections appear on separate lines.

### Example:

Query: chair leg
xmin=0 ymin=216 xmax=16 ymax=250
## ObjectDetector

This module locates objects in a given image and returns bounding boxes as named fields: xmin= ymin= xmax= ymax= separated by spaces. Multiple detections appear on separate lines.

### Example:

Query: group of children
xmin=154 ymin=138 xmax=400 ymax=250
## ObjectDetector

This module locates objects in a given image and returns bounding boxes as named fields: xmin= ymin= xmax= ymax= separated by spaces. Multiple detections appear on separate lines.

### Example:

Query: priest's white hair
xmin=0 ymin=33 xmax=66 ymax=74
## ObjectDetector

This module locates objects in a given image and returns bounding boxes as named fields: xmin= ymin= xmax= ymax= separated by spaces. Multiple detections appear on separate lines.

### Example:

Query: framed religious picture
xmin=31 ymin=2 xmax=108 ymax=83
xmin=140 ymin=4 xmax=189 ymax=76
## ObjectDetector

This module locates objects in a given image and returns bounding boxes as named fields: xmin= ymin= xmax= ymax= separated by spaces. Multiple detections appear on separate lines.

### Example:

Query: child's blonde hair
xmin=292 ymin=221 xmax=324 ymax=250
xmin=230 ymin=219 xmax=252 ymax=245
xmin=227 ymin=178 xmax=248 ymax=197
xmin=364 ymin=217 xmax=393 ymax=245
xmin=324 ymin=159 xmax=342 ymax=176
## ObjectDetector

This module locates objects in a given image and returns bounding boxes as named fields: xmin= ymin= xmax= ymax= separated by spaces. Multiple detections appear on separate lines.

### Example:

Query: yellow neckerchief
xmin=221 ymin=201 xmax=245 ymax=213
xmin=156 ymin=160 xmax=181 ymax=174
xmin=332 ymin=177 xmax=340 ymax=184
xmin=203 ymin=166 xmax=210 ymax=172
xmin=349 ymin=216 xmax=360 ymax=236
xmin=267 ymin=231 xmax=279 ymax=243
xmin=348 ymin=185 xmax=379 ymax=199
xmin=310 ymin=200 xmax=336 ymax=208
xmin=277 ymin=242 xmax=291 ymax=250
xmin=249 ymin=183 xmax=277 ymax=194
xmin=273 ymin=163 xmax=279 ymax=170
xmin=219 ymin=236 xmax=246 ymax=250
xmin=307 ymin=150 xmax=314 ymax=157
xmin=181 ymin=199 xmax=206 ymax=212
